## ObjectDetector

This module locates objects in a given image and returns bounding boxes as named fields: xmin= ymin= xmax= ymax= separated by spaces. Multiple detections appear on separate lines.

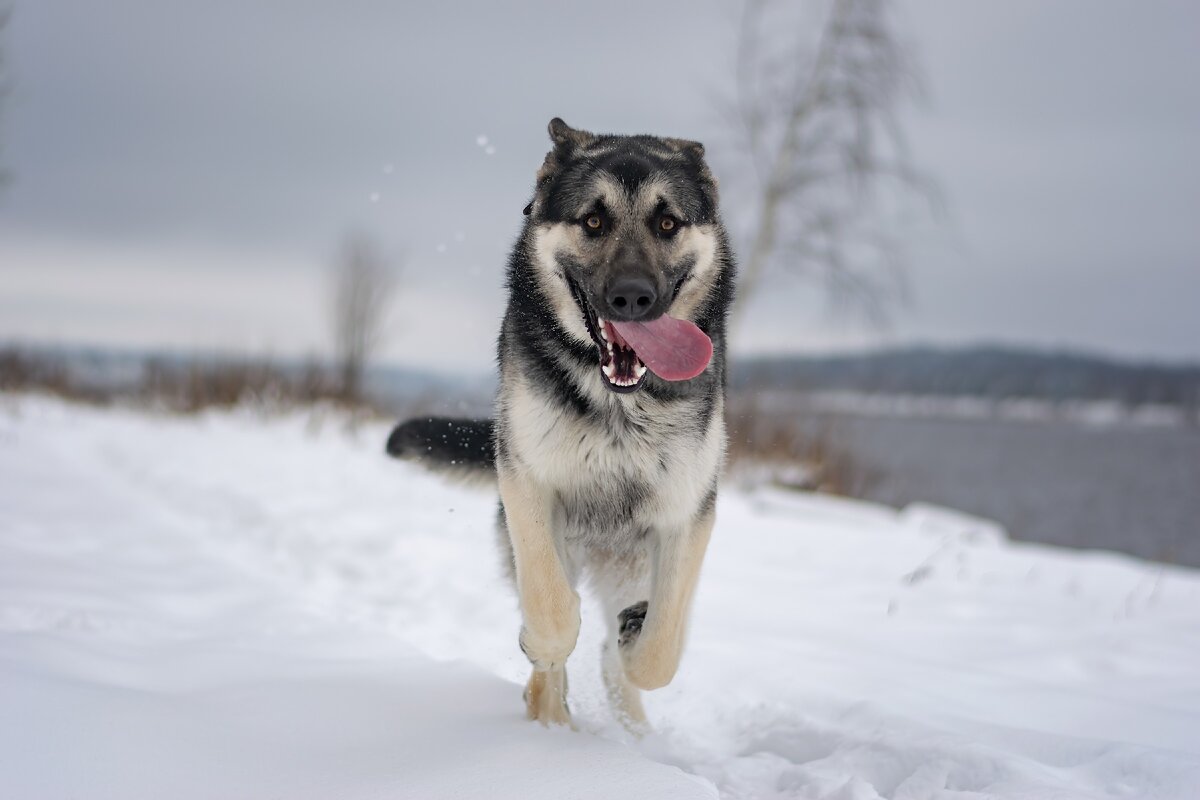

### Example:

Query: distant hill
xmin=730 ymin=346 xmax=1200 ymax=407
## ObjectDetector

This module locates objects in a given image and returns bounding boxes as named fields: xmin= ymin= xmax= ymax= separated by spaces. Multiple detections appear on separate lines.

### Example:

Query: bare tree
xmin=731 ymin=0 xmax=938 ymax=328
xmin=330 ymin=232 xmax=396 ymax=403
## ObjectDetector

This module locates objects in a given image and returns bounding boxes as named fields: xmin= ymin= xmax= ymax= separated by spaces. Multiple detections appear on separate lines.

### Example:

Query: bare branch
xmin=728 ymin=0 xmax=938 ymax=330
xmin=330 ymin=232 xmax=397 ymax=403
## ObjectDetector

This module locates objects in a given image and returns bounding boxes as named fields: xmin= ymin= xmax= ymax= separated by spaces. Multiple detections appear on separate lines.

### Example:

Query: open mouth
xmin=599 ymin=319 xmax=649 ymax=391
xmin=565 ymin=276 xmax=714 ymax=394
xmin=567 ymin=277 xmax=647 ymax=392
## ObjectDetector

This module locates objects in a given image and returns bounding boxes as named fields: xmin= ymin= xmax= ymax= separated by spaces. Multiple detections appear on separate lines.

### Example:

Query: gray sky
xmin=2 ymin=0 xmax=1198 ymax=371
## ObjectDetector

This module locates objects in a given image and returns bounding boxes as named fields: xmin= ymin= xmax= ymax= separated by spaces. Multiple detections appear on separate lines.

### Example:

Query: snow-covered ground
xmin=2 ymin=396 xmax=1198 ymax=799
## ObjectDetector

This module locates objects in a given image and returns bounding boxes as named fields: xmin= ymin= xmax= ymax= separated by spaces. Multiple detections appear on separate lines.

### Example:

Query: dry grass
xmin=0 ymin=349 xmax=110 ymax=404
xmin=725 ymin=393 xmax=879 ymax=498
xmin=136 ymin=357 xmax=342 ymax=413
xmin=0 ymin=346 xmax=385 ymax=417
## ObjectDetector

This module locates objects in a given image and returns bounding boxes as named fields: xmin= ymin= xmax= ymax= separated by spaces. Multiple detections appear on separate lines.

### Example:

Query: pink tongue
xmin=611 ymin=316 xmax=713 ymax=381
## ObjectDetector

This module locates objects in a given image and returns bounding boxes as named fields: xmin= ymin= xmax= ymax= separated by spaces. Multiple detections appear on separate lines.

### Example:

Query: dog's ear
xmin=663 ymin=137 xmax=705 ymax=160
xmin=548 ymin=118 xmax=596 ymax=151
xmin=531 ymin=118 xmax=597 ymax=216
xmin=666 ymin=137 xmax=719 ymax=213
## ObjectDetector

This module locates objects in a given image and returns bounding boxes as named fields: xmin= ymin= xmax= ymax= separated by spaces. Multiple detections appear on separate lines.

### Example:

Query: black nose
xmin=605 ymin=277 xmax=657 ymax=320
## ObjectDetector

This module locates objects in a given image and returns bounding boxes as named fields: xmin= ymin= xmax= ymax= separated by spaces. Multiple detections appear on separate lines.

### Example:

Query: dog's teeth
xmin=634 ymin=363 xmax=647 ymax=378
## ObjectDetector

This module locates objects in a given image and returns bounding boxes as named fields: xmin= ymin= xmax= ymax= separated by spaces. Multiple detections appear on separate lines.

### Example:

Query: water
xmin=797 ymin=412 xmax=1200 ymax=567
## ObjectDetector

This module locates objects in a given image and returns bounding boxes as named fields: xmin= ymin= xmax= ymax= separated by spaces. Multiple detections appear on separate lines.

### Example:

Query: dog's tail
xmin=385 ymin=416 xmax=497 ymax=488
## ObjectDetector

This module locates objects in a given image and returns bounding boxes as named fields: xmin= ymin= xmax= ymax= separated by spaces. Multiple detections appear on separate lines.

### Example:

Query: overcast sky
xmin=1 ymin=1 xmax=1198 ymax=371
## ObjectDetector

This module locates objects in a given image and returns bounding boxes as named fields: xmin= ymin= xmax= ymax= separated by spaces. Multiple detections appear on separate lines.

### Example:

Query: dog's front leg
xmin=619 ymin=508 xmax=715 ymax=691
xmin=498 ymin=468 xmax=579 ymax=725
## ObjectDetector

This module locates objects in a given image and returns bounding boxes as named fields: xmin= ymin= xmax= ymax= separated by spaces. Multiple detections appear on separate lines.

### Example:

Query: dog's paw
xmin=618 ymin=600 xmax=648 ymax=649
xmin=523 ymin=668 xmax=573 ymax=728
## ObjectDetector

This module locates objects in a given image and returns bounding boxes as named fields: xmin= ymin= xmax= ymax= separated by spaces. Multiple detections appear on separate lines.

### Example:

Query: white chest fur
xmin=500 ymin=367 xmax=724 ymax=534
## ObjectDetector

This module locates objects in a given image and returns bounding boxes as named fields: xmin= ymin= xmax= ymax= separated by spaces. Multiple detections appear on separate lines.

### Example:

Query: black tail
xmin=385 ymin=416 xmax=496 ymax=486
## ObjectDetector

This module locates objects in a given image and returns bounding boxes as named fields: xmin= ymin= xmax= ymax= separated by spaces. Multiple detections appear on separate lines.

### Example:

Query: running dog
xmin=387 ymin=118 xmax=736 ymax=728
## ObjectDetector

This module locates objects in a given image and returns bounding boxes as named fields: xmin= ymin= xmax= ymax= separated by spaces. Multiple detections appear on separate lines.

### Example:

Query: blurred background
xmin=1 ymin=1 xmax=1197 ymax=564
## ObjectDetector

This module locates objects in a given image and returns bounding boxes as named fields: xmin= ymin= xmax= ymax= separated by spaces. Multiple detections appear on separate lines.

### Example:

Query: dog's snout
xmin=605 ymin=277 xmax=657 ymax=321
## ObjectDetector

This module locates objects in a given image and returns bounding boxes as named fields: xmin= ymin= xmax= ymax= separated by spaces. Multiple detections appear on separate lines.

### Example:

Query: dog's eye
xmin=586 ymin=215 xmax=602 ymax=230
xmin=657 ymin=215 xmax=679 ymax=236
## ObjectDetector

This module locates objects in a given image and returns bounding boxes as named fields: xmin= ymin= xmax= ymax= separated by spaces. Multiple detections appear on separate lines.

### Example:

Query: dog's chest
xmin=507 ymin=387 xmax=719 ymax=539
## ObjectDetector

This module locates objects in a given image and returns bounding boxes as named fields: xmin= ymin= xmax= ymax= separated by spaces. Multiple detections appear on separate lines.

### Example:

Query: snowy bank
xmin=1 ymin=396 xmax=1198 ymax=799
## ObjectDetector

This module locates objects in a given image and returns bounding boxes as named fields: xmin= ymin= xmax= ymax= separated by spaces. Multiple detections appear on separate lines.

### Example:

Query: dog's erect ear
xmin=532 ymin=118 xmax=597 ymax=214
xmin=663 ymin=137 xmax=705 ymax=160
xmin=665 ymin=136 xmax=718 ymax=211
xmin=548 ymin=117 xmax=596 ymax=151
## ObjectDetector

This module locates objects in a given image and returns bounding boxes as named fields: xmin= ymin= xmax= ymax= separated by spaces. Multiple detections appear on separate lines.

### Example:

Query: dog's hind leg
xmin=593 ymin=558 xmax=651 ymax=731
xmin=498 ymin=469 xmax=580 ymax=725
xmin=602 ymin=625 xmax=648 ymax=733
xmin=619 ymin=508 xmax=715 ymax=691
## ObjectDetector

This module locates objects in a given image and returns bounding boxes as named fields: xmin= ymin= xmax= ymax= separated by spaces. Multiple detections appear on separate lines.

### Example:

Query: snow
xmin=2 ymin=396 xmax=1198 ymax=799
xmin=758 ymin=390 xmax=1196 ymax=429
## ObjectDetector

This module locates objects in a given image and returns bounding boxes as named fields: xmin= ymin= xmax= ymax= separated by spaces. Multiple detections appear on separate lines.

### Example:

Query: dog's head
xmin=524 ymin=118 xmax=724 ymax=394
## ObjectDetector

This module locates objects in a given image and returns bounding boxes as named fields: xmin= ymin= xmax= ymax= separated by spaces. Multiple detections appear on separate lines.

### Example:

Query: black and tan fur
xmin=388 ymin=118 xmax=736 ymax=729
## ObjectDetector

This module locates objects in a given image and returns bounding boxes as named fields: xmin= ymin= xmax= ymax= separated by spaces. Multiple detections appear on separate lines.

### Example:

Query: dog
xmin=387 ymin=118 xmax=736 ymax=728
